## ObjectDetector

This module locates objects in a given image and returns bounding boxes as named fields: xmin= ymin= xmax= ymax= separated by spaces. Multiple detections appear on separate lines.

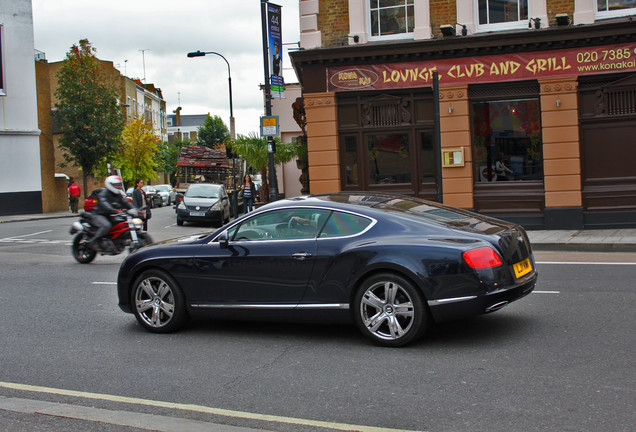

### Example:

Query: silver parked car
xmin=154 ymin=184 xmax=176 ymax=206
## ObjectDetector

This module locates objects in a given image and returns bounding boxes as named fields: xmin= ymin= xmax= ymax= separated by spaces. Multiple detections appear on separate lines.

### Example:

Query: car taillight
xmin=463 ymin=247 xmax=503 ymax=269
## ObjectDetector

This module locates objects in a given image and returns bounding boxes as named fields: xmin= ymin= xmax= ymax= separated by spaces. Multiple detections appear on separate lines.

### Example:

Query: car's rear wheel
xmin=131 ymin=270 xmax=188 ymax=333
xmin=353 ymin=273 xmax=428 ymax=347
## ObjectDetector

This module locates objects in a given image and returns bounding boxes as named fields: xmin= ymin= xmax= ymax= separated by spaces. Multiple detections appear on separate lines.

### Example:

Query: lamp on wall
xmin=440 ymin=23 xmax=467 ymax=37
xmin=556 ymin=14 xmax=571 ymax=26
xmin=529 ymin=17 xmax=541 ymax=29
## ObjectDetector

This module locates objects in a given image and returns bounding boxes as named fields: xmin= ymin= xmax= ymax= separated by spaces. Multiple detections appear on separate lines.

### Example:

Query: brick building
xmin=290 ymin=0 xmax=636 ymax=229
xmin=36 ymin=56 xmax=167 ymax=210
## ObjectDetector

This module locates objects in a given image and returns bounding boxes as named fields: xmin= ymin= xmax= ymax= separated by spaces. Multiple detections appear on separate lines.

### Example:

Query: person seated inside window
xmin=495 ymin=154 xmax=514 ymax=181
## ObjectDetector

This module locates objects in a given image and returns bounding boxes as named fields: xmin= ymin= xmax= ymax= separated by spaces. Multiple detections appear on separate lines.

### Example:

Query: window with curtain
xmin=478 ymin=0 xmax=528 ymax=25
xmin=597 ymin=0 xmax=636 ymax=17
xmin=369 ymin=0 xmax=414 ymax=37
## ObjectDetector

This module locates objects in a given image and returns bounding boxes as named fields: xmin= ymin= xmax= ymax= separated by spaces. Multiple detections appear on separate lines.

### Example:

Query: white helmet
xmin=105 ymin=175 xmax=123 ymax=194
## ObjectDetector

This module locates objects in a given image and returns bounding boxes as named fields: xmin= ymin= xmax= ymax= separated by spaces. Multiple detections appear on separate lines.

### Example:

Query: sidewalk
xmin=1 ymin=210 xmax=636 ymax=252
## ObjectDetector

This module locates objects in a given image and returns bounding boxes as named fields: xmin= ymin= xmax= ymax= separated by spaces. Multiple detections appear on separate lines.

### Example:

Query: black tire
xmin=131 ymin=269 xmax=188 ymax=333
xmin=176 ymin=218 xmax=184 ymax=226
xmin=352 ymin=273 xmax=428 ymax=347
xmin=130 ymin=232 xmax=153 ymax=253
xmin=72 ymin=233 xmax=97 ymax=264
xmin=139 ymin=232 xmax=153 ymax=246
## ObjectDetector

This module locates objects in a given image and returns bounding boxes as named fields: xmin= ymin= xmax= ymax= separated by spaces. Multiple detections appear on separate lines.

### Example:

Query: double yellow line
xmin=0 ymin=381 xmax=424 ymax=432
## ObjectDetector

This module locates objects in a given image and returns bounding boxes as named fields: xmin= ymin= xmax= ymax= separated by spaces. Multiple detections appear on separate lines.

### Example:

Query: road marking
xmin=1 ymin=230 xmax=53 ymax=239
xmin=0 ymin=238 xmax=72 ymax=245
xmin=0 ymin=396 xmax=265 ymax=432
xmin=536 ymin=261 xmax=636 ymax=265
xmin=0 ymin=381 xmax=424 ymax=432
xmin=533 ymin=290 xmax=560 ymax=294
xmin=91 ymin=282 xmax=117 ymax=285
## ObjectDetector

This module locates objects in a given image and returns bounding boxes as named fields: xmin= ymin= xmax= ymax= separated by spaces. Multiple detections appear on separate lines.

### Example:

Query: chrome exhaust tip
xmin=485 ymin=301 xmax=509 ymax=313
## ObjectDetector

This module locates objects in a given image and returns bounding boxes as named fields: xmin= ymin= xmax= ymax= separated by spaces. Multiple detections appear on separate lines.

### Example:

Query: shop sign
xmin=328 ymin=42 xmax=636 ymax=91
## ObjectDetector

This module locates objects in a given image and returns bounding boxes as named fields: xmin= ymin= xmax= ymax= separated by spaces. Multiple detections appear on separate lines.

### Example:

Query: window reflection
xmin=370 ymin=0 xmax=414 ymax=37
xmin=472 ymin=99 xmax=542 ymax=182
xmin=368 ymin=133 xmax=410 ymax=184
xmin=478 ymin=0 xmax=528 ymax=24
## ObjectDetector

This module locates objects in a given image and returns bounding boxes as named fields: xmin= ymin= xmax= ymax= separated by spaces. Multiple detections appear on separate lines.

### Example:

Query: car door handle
xmin=291 ymin=252 xmax=312 ymax=260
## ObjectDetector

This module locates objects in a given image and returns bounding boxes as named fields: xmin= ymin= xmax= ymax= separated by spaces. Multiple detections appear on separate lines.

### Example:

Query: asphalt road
xmin=0 ymin=206 xmax=634 ymax=432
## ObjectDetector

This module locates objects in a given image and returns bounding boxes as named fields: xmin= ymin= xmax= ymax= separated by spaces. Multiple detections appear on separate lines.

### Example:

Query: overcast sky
xmin=31 ymin=0 xmax=301 ymax=136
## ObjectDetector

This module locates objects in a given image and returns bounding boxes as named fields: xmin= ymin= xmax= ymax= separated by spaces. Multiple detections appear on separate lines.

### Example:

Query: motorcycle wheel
xmin=72 ymin=233 xmax=97 ymax=264
xmin=130 ymin=232 xmax=153 ymax=253
xmin=139 ymin=232 xmax=153 ymax=247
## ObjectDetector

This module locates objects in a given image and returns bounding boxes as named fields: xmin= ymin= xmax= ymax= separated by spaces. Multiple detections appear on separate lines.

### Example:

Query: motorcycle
xmin=70 ymin=208 xmax=153 ymax=264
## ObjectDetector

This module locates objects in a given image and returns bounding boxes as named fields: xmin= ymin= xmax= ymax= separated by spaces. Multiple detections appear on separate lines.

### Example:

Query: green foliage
xmin=228 ymin=133 xmax=303 ymax=201
xmin=115 ymin=117 xmax=160 ymax=183
xmin=156 ymin=137 xmax=193 ymax=184
xmin=197 ymin=115 xmax=230 ymax=148
xmin=55 ymin=39 xmax=124 ymax=190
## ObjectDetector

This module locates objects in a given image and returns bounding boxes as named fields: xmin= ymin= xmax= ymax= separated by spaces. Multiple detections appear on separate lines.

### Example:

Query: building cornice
xmin=290 ymin=18 xmax=636 ymax=71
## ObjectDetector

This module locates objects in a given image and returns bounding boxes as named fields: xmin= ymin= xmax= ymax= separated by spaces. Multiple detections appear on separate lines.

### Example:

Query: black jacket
xmin=131 ymin=188 xmax=147 ymax=209
xmin=95 ymin=188 xmax=133 ymax=216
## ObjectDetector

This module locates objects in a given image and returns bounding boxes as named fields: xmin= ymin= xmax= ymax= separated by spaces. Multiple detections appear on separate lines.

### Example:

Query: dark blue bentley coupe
xmin=117 ymin=192 xmax=537 ymax=347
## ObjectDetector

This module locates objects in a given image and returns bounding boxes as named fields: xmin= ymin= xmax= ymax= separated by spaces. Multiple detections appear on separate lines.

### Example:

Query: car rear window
xmin=186 ymin=185 xmax=220 ymax=198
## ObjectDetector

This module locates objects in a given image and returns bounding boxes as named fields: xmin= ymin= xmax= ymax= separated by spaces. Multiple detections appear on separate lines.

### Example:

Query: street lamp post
xmin=186 ymin=50 xmax=235 ymax=138
xmin=187 ymin=50 xmax=238 ymax=217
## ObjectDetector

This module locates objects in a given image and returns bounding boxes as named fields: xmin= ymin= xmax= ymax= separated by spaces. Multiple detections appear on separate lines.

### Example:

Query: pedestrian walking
xmin=241 ymin=174 xmax=255 ymax=214
xmin=68 ymin=177 xmax=81 ymax=213
xmin=132 ymin=178 xmax=151 ymax=231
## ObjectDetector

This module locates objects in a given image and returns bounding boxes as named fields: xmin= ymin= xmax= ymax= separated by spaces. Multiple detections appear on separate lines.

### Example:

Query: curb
xmin=532 ymin=243 xmax=636 ymax=253
xmin=0 ymin=214 xmax=79 ymax=224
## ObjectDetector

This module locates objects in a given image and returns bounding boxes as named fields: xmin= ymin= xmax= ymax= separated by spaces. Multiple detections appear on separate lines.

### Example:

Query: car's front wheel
xmin=353 ymin=273 xmax=428 ymax=347
xmin=131 ymin=270 xmax=188 ymax=333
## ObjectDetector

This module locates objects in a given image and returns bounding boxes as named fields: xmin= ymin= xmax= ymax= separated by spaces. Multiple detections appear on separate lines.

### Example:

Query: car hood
xmin=148 ymin=232 xmax=213 ymax=247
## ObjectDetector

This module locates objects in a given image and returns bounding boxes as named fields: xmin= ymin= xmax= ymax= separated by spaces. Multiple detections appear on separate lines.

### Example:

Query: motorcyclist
xmin=87 ymin=175 xmax=135 ymax=251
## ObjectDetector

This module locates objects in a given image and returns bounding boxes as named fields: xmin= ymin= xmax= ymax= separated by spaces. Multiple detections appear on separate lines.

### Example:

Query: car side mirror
xmin=218 ymin=231 xmax=229 ymax=249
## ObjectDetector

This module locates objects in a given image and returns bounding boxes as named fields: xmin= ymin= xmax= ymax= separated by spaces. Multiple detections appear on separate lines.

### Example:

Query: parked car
xmin=84 ymin=189 xmax=132 ymax=212
xmin=117 ymin=192 xmax=537 ymax=347
xmin=175 ymin=183 xmax=231 ymax=226
xmin=154 ymin=184 xmax=176 ymax=206
xmin=142 ymin=186 xmax=163 ymax=208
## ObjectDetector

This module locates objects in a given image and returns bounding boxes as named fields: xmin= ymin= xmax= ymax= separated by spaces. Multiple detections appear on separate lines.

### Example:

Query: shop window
xmin=0 ymin=26 xmax=4 ymax=96
xmin=472 ymin=99 xmax=542 ymax=183
xmin=597 ymin=0 xmax=636 ymax=18
xmin=420 ymin=131 xmax=435 ymax=183
xmin=343 ymin=136 xmax=359 ymax=186
xmin=368 ymin=133 xmax=411 ymax=184
xmin=477 ymin=0 xmax=528 ymax=29
xmin=369 ymin=0 xmax=414 ymax=38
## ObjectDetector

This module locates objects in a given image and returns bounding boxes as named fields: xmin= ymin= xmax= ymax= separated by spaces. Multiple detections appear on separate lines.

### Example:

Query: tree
xmin=55 ymin=39 xmax=124 ymax=193
xmin=156 ymin=137 xmax=193 ymax=185
xmin=116 ymin=117 xmax=161 ymax=184
xmin=228 ymin=133 xmax=302 ymax=202
xmin=197 ymin=115 xmax=230 ymax=148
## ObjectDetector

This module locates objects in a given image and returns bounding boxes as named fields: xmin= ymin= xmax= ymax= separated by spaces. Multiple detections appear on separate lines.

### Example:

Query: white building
xmin=0 ymin=0 xmax=42 ymax=215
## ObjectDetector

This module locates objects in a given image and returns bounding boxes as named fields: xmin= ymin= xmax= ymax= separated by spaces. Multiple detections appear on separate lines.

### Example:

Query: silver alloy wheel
xmin=359 ymin=280 xmax=415 ymax=341
xmin=135 ymin=276 xmax=175 ymax=329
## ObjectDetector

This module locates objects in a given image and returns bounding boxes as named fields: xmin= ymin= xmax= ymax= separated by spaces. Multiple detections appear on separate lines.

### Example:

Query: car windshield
xmin=186 ymin=184 xmax=220 ymax=199
xmin=155 ymin=185 xmax=170 ymax=192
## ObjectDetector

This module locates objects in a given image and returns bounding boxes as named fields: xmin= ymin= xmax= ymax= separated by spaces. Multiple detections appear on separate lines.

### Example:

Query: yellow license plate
xmin=513 ymin=258 xmax=533 ymax=278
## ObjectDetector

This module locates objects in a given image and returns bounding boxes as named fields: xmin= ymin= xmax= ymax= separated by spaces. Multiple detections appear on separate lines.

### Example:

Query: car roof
xmin=260 ymin=192 xmax=512 ymax=231
xmin=187 ymin=183 xmax=222 ymax=189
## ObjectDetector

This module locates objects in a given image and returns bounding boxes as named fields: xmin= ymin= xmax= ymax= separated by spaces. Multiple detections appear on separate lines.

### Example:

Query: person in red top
xmin=68 ymin=178 xmax=81 ymax=213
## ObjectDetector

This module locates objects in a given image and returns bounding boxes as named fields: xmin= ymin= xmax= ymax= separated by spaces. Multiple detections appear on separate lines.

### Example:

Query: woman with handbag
xmin=132 ymin=178 xmax=151 ymax=231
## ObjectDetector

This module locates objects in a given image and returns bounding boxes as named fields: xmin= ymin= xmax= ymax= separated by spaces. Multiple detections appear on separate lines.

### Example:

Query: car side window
xmin=319 ymin=211 xmax=372 ymax=238
xmin=232 ymin=208 xmax=331 ymax=241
